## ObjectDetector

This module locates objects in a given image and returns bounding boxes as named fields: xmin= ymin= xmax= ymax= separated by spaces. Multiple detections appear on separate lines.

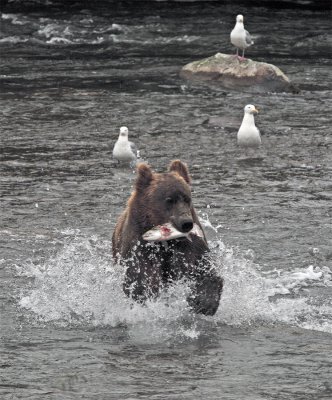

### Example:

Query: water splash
xmin=211 ymin=241 xmax=332 ymax=333
xmin=17 ymin=229 xmax=332 ymax=338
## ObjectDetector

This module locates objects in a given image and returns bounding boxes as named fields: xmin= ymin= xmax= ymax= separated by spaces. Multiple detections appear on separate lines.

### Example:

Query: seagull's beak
xmin=253 ymin=107 xmax=259 ymax=114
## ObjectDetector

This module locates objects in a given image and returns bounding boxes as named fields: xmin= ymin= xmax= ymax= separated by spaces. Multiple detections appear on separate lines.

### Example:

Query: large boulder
xmin=180 ymin=53 xmax=298 ymax=93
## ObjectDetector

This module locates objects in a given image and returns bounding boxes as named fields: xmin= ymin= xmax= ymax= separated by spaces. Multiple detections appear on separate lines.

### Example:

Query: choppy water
xmin=1 ymin=1 xmax=332 ymax=399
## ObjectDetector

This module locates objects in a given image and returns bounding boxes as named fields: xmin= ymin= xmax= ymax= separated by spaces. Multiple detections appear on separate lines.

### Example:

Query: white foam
xmin=111 ymin=23 xmax=124 ymax=32
xmin=38 ymin=23 xmax=73 ymax=44
xmin=38 ymin=23 xmax=60 ymax=39
xmin=0 ymin=36 xmax=29 ymax=44
xmin=1 ymin=13 xmax=28 ymax=25
xmin=46 ymin=37 xmax=73 ymax=45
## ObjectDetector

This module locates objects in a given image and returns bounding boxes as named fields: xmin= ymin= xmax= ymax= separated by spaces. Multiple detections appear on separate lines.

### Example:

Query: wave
xmin=17 ymin=224 xmax=332 ymax=339
xmin=0 ymin=36 xmax=29 ymax=44
xmin=1 ymin=13 xmax=29 ymax=25
xmin=46 ymin=36 xmax=73 ymax=45
xmin=1 ymin=12 xmax=199 ymax=48
xmin=110 ymin=33 xmax=200 ymax=45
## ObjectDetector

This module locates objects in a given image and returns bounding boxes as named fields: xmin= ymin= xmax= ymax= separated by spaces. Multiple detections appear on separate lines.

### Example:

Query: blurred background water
xmin=0 ymin=1 xmax=331 ymax=399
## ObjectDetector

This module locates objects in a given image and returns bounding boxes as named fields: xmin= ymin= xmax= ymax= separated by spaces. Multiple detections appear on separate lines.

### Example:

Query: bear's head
xmin=133 ymin=160 xmax=195 ymax=233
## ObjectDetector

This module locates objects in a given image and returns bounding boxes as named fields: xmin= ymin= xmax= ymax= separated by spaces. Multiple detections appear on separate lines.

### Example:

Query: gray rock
xmin=180 ymin=53 xmax=298 ymax=93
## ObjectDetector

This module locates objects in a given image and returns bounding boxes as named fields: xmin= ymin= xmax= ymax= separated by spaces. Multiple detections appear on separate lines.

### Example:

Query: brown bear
xmin=112 ymin=160 xmax=223 ymax=315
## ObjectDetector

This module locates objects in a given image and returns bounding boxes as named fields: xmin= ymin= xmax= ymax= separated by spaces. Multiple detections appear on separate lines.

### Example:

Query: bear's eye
xmin=183 ymin=195 xmax=191 ymax=204
xmin=165 ymin=197 xmax=175 ymax=206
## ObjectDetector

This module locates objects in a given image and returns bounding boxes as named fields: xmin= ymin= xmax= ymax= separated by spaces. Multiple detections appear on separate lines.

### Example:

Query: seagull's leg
xmin=238 ymin=48 xmax=246 ymax=62
xmin=237 ymin=48 xmax=243 ymax=61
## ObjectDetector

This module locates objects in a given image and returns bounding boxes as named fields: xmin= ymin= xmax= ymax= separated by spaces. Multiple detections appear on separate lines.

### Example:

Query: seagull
xmin=112 ymin=126 xmax=138 ymax=163
xmin=237 ymin=104 xmax=261 ymax=150
xmin=230 ymin=14 xmax=254 ymax=60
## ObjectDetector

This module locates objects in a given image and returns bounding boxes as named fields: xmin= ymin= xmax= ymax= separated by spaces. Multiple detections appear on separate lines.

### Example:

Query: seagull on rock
xmin=230 ymin=14 xmax=254 ymax=60
xmin=113 ymin=126 xmax=138 ymax=163
xmin=237 ymin=104 xmax=261 ymax=150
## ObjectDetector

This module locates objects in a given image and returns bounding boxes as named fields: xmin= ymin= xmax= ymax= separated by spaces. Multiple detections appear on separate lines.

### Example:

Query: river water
xmin=0 ymin=1 xmax=331 ymax=399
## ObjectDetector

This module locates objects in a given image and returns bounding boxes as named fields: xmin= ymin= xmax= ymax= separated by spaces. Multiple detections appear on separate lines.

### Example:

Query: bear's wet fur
xmin=112 ymin=160 xmax=223 ymax=315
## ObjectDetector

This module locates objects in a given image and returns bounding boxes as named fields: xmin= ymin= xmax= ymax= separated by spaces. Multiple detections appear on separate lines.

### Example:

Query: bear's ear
xmin=168 ymin=160 xmax=191 ymax=184
xmin=135 ymin=162 xmax=153 ymax=191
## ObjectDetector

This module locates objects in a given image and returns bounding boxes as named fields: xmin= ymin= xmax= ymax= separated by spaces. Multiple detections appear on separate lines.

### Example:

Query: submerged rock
xmin=180 ymin=53 xmax=298 ymax=93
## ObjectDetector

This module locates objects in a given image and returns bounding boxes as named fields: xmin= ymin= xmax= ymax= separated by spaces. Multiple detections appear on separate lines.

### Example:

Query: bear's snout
xmin=177 ymin=216 xmax=194 ymax=233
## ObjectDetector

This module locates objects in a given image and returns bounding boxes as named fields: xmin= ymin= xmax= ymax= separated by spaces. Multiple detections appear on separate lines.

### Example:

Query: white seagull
xmin=112 ymin=126 xmax=138 ymax=163
xmin=237 ymin=104 xmax=261 ymax=150
xmin=230 ymin=14 xmax=254 ymax=60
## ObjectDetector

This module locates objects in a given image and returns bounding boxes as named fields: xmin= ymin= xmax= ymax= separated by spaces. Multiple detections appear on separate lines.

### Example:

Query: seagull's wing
xmin=112 ymin=139 xmax=119 ymax=154
xmin=245 ymin=30 xmax=253 ymax=46
xmin=129 ymin=141 xmax=138 ymax=157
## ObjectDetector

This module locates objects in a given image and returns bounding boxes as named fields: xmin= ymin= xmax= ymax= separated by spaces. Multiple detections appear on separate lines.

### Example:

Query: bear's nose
xmin=179 ymin=217 xmax=193 ymax=233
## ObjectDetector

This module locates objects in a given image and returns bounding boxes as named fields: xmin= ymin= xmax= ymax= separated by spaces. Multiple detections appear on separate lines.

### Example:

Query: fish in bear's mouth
xmin=142 ymin=223 xmax=203 ymax=242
